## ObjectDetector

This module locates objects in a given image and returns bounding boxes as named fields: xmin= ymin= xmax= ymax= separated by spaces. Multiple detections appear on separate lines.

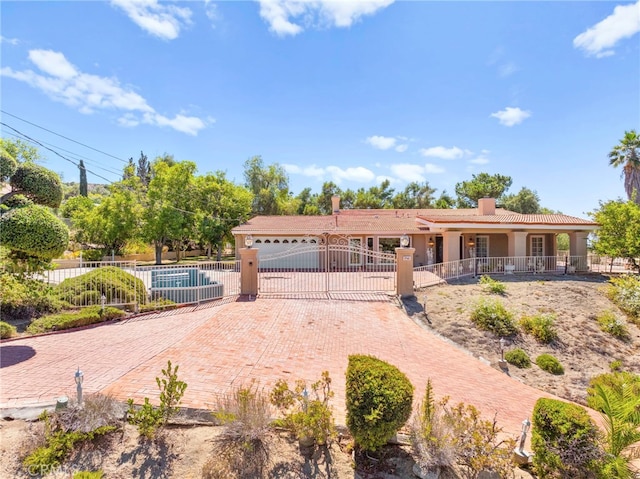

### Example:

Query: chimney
xmin=331 ymin=195 xmax=340 ymax=214
xmin=478 ymin=197 xmax=496 ymax=215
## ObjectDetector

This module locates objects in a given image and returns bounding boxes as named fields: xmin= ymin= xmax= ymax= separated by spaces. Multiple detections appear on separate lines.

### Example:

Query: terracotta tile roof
xmin=232 ymin=209 xmax=598 ymax=235
xmin=233 ymin=214 xmax=429 ymax=234
xmin=418 ymin=213 xmax=597 ymax=226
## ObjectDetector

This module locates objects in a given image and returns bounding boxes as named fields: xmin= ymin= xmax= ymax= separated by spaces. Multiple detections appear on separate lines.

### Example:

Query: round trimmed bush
xmin=504 ymin=348 xmax=531 ymax=368
xmin=10 ymin=162 xmax=63 ymax=208
xmin=346 ymin=354 xmax=414 ymax=452
xmin=0 ymin=204 xmax=69 ymax=260
xmin=536 ymin=354 xmax=564 ymax=375
xmin=57 ymin=266 xmax=147 ymax=307
xmin=0 ymin=321 xmax=17 ymax=339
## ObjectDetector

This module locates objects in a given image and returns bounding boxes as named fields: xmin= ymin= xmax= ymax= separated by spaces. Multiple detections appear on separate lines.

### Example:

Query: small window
xmin=310 ymin=239 xmax=317 ymax=244
xmin=264 ymin=239 xmax=271 ymax=244
xmin=292 ymin=239 xmax=298 ymax=243
xmin=282 ymin=239 xmax=289 ymax=243
xmin=255 ymin=239 xmax=262 ymax=244
xmin=273 ymin=239 xmax=280 ymax=244
xmin=301 ymin=239 xmax=307 ymax=243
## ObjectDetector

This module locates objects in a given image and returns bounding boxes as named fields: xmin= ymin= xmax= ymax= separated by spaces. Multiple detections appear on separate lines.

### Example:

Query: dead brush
xmin=58 ymin=393 xmax=125 ymax=433
xmin=207 ymin=383 xmax=272 ymax=479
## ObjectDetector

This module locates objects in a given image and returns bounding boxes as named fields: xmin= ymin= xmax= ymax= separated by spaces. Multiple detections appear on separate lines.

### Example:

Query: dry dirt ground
xmin=1 ymin=273 xmax=638 ymax=479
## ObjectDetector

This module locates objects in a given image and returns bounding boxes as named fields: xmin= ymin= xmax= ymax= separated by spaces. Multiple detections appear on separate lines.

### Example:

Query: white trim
xmin=530 ymin=235 xmax=544 ymax=257
xmin=476 ymin=235 xmax=489 ymax=258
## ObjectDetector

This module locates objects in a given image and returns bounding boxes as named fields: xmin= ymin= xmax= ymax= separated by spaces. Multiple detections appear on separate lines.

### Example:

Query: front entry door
xmin=435 ymin=236 xmax=444 ymax=264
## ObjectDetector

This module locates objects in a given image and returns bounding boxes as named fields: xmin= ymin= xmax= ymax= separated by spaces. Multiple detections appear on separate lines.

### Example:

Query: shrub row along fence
xmin=46 ymin=260 xmax=241 ymax=311
xmin=413 ymin=255 xmax=635 ymax=289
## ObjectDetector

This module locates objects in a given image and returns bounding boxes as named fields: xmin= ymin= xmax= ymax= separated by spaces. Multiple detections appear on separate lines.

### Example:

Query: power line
xmin=1 ymin=109 xmax=128 ymax=164
xmin=4 ymin=130 xmax=123 ymax=178
xmin=1 ymin=122 xmax=116 ymax=184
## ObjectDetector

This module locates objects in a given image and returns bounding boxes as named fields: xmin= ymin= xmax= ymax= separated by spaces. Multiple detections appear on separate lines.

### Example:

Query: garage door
xmin=254 ymin=237 xmax=320 ymax=269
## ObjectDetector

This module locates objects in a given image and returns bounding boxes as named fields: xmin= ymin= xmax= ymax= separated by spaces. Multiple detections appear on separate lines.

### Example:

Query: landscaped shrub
xmin=127 ymin=360 xmax=187 ymax=439
xmin=138 ymin=297 xmax=177 ymax=313
xmin=26 ymin=306 xmax=125 ymax=334
xmin=531 ymin=398 xmax=603 ymax=478
xmin=535 ymin=354 xmax=564 ymax=375
xmin=0 ymin=272 xmax=64 ymax=321
xmin=609 ymin=360 xmax=623 ymax=372
xmin=57 ymin=266 xmax=147 ymax=307
xmin=469 ymin=298 xmax=517 ymax=337
xmin=270 ymin=371 xmax=335 ymax=445
xmin=346 ymin=354 xmax=414 ymax=452
xmin=0 ymin=321 xmax=17 ymax=339
xmin=520 ymin=313 xmax=558 ymax=343
xmin=23 ymin=411 xmax=117 ymax=471
xmin=504 ymin=348 xmax=531 ymax=368
xmin=58 ymin=394 xmax=125 ymax=433
xmin=586 ymin=371 xmax=640 ymax=411
xmin=73 ymin=472 xmax=104 ymax=479
xmin=606 ymin=275 xmax=640 ymax=322
xmin=595 ymin=310 xmax=630 ymax=340
xmin=478 ymin=275 xmax=506 ymax=295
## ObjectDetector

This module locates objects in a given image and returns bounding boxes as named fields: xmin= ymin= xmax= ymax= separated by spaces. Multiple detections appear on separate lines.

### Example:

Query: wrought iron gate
xmin=257 ymin=236 xmax=396 ymax=295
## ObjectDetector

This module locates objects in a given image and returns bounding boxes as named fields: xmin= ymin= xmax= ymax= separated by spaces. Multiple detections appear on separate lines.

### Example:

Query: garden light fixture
xmin=400 ymin=234 xmax=410 ymax=248
xmin=245 ymin=234 xmax=253 ymax=248
xmin=75 ymin=367 xmax=84 ymax=406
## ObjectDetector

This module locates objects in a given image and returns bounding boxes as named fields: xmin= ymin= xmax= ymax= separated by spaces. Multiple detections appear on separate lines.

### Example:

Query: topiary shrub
xmin=504 ymin=348 xmax=531 ymax=368
xmin=346 ymin=354 xmax=414 ymax=452
xmin=520 ymin=313 xmax=558 ymax=344
xmin=0 ymin=205 xmax=69 ymax=260
xmin=532 ymin=398 xmax=603 ymax=478
xmin=57 ymin=266 xmax=147 ymax=307
xmin=26 ymin=306 xmax=125 ymax=334
xmin=10 ymin=162 xmax=63 ymax=208
xmin=0 ymin=321 xmax=17 ymax=339
xmin=535 ymin=354 xmax=564 ymax=375
xmin=469 ymin=297 xmax=517 ymax=337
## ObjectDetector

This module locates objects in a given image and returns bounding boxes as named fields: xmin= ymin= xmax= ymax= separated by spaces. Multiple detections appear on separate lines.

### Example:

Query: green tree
xmin=590 ymin=199 xmax=640 ymax=272
xmin=0 ymin=140 xmax=68 ymax=270
xmin=454 ymin=173 xmax=512 ymax=208
xmin=243 ymin=156 xmax=291 ymax=215
xmin=434 ymin=190 xmax=455 ymax=209
xmin=609 ymin=130 xmax=640 ymax=206
xmin=136 ymin=151 xmax=151 ymax=187
xmin=392 ymin=181 xmax=436 ymax=209
xmin=295 ymin=187 xmax=320 ymax=215
xmin=317 ymin=181 xmax=341 ymax=214
xmin=79 ymin=160 xmax=88 ymax=197
xmin=144 ymin=160 xmax=198 ymax=264
xmin=195 ymin=172 xmax=252 ymax=259
xmin=501 ymin=187 xmax=541 ymax=213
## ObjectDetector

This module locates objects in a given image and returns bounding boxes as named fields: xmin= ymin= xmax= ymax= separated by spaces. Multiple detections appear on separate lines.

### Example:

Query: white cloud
xmin=256 ymin=0 xmax=394 ymax=36
xmin=424 ymin=163 xmax=446 ymax=174
xmin=326 ymin=165 xmax=375 ymax=183
xmin=573 ymin=0 xmax=640 ymax=58
xmin=111 ymin=0 xmax=192 ymax=40
xmin=1 ymin=49 xmax=207 ymax=135
xmin=395 ymin=144 xmax=408 ymax=153
xmin=283 ymin=164 xmax=326 ymax=177
xmin=419 ymin=146 xmax=465 ymax=160
xmin=0 ymin=35 xmax=19 ymax=45
xmin=490 ymin=106 xmax=531 ymax=126
xmin=366 ymin=135 xmax=397 ymax=150
xmin=204 ymin=0 xmax=220 ymax=25
xmin=390 ymin=163 xmax=426 ymax=182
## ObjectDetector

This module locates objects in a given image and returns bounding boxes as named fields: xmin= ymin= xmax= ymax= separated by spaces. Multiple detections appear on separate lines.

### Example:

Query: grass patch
xmin=595 ymin=310 xmax=630 ymax=340
xmin=469 ymin=298 xmax=517 ymax=337
xmin=535 ymin=354 xmax=564 ymax=375
xmin=26 ymin=306 xmax=125 ymax=334
xmin=519 ymin=313 xmax=558 ymax=344
xmin=478 ymin=275 xmax=506 ymax=295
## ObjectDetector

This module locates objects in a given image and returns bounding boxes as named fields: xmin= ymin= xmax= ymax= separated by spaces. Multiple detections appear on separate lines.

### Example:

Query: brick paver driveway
xmin=1 ymin=296 xmax=553 ymax=440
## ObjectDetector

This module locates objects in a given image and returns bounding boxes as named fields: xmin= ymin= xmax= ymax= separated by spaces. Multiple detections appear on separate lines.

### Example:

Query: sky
xmin=1 ymin=0 xmax=639 ymax=219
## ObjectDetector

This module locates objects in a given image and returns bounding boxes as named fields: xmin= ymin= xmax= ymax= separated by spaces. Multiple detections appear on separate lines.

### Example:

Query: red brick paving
xmin=1 ymin=296 xmax=555 ymax=441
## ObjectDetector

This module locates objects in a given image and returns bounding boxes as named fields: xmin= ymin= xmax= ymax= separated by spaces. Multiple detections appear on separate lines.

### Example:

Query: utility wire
xmin=1 ymin=109 xmax=128 ymax=164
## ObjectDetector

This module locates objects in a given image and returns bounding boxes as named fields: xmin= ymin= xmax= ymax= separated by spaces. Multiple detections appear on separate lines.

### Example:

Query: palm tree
xmin=609 ymin=130 xmax=640 ymax=205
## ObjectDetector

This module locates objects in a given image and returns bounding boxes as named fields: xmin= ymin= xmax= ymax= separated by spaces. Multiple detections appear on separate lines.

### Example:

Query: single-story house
xmin=231 ymin=196 xmax=598 ymax=269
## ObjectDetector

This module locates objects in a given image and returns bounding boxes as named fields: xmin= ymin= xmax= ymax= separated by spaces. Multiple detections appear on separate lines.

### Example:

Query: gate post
xmin=240 ymin=248 xmax=258 ymax=296
xmin=395 ymin=247 xmax=415 ymax=298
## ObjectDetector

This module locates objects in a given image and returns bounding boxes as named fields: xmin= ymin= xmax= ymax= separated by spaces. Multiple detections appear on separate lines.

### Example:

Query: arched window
xmin=255 ymin=239 xmax=262 ymax=244
xmin=310 ymin=239 xmax=317 ymax=244
xmin=292 ymin=239 xmax=298 ymax=243
xmin=283 ymin=239 xmax=289 ymax=243
xmin=274 ymin=239 xmax=280 ymax=244
xmin=264 ymin=239 xmax=271 ymax=244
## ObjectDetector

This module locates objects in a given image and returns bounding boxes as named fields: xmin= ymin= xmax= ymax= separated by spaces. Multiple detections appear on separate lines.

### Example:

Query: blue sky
xmin=1 ymin=0 xmax=639 ymax=218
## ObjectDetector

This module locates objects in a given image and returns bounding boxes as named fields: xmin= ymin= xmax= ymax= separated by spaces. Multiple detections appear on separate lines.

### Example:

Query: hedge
xmin=26 ymin=306 xmax=125 ymax=334
xmin=57 ymin=266 xmax=147 ymax=307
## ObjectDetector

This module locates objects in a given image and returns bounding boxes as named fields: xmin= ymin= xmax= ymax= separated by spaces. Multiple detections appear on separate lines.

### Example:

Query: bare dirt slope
xmin=412 ymin=273 xmax=640 ymax=406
